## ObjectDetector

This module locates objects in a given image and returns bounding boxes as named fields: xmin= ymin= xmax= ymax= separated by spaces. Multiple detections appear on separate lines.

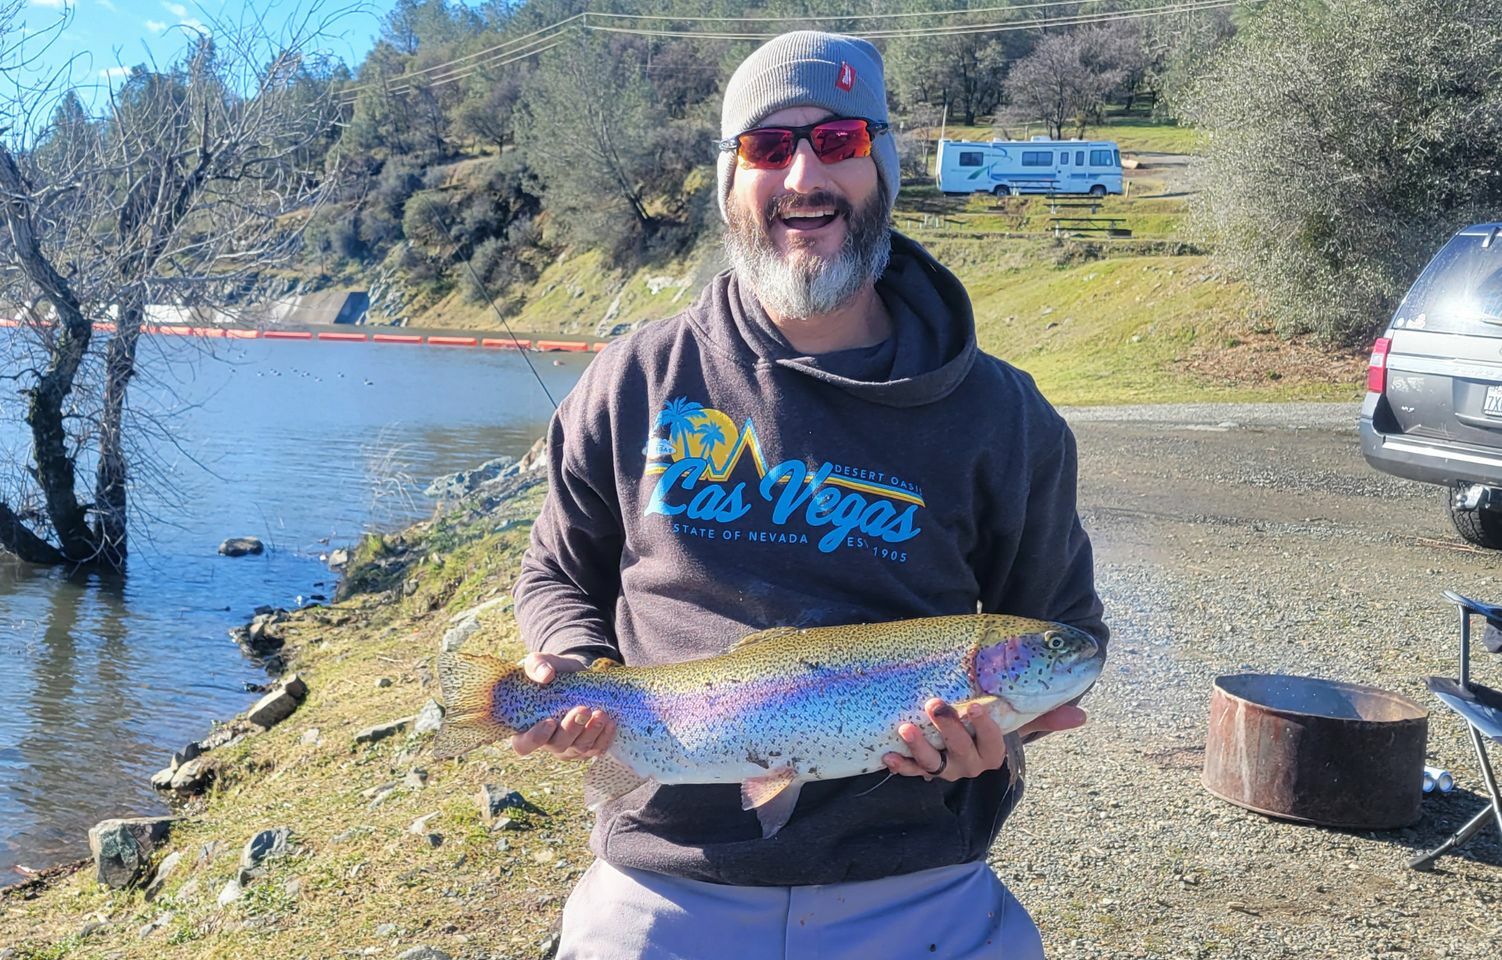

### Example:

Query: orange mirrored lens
xmin=736 ymin=119 xmax=874 ymax=170
xmin=737 ymin=129 xmax=794 ymax=168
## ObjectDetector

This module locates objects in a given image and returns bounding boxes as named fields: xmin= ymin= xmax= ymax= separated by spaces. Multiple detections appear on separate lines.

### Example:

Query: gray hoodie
xmin=514 ymin=232 xmax=1106 ymax=886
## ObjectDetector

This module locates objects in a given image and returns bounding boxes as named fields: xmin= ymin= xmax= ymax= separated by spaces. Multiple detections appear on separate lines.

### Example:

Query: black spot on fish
xmin=746 ymin=750 xmax=770 ymax=769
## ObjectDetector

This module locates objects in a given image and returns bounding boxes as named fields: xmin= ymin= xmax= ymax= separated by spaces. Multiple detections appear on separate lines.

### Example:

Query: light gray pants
xmin=557 ymin=859 xmax=1046 ymax=960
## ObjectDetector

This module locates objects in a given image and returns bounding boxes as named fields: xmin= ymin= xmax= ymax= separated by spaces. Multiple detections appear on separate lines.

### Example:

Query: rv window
xmin=1022 ymin=151 xmax=1052 ymax=166
xmin=1060 ymin=153 xmax=1070 ymax=165
xmin=1075 ymin=151 xmax=1085 ymax=165
xmin=958 ymin=151 xmax=983 ymax=167
xmin=1089 ymin=149 xmax=1112 ymax=166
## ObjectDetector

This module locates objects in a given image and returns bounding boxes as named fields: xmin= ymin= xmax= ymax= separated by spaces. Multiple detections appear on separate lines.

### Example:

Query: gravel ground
xmin=993 ymin=402 xmax=1502 ymax=960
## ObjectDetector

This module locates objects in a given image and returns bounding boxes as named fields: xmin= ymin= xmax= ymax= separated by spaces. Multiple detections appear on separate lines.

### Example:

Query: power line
xmin=337 ymin=0 xmax=1246 ymax=105
xmin=336 ymin=16 xmax=581 ymax=100
xmin=345 ymin=34 xmax=565 ymax=101
xmin=584 ymin=0 xmax=1108 ymax=23
xmin=585 ymin=1 xmax=1238 ymax=41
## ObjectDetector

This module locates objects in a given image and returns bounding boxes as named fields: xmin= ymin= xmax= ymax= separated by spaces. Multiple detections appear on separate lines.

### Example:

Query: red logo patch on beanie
xmin=836 ymin=61 xmax=855 ymax=92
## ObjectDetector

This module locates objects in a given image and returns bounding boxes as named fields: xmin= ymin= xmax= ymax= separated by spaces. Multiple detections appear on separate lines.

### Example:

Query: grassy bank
xmin=402 ymin=123 xmax=1363 ymax=406
xmin=0 ymin=482 xmax=591 ymax=959
xmin=417 ymin=220 xmax=1363 ymax=407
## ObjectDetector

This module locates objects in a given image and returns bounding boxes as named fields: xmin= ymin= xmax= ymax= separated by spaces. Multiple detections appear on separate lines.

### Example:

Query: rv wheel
xmin=992 ymin=185 xmax=1013 ymax=198
xmin=1089 ymin=185 xmax=1107 ymax=197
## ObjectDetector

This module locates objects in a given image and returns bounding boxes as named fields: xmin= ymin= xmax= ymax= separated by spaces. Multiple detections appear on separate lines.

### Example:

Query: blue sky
xmin=11 ymin=0 xmax=395 ymax=104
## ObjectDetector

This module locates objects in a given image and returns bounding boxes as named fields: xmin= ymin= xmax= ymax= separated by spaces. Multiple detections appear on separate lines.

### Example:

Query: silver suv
xmin=1361 ymin=222 xmax=1502 ymax=548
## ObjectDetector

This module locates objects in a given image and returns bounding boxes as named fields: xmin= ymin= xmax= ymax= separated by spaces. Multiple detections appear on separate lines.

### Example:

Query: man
xmin=511 ymin=30 xmax=1106 ymax=959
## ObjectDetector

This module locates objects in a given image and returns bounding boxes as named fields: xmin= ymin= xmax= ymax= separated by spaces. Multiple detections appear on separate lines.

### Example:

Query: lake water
xmin=0 ymin=334 xmax=587 ymax=886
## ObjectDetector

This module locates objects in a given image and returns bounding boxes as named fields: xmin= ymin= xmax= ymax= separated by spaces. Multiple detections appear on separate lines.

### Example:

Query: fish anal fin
xmin=583 ymin=755 xmax=651 ymax=812
xmin=729 ymin=626 xmax=800 ymax=650
xmin=740 ymin=767 xmax=805 ymax=839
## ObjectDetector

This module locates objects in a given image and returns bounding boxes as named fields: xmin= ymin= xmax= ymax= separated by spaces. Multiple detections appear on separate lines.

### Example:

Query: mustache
xmin=763 ymin=190 xmax=853 ymax=222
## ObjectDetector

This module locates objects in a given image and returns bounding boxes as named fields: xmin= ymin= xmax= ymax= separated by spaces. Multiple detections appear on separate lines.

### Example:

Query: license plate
xmin=1485 ymin=384 xmax=1502 ymax=416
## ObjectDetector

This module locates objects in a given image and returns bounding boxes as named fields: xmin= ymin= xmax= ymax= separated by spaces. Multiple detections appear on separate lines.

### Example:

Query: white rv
xmin=936 ymin=137 xmax=1123 ymax=197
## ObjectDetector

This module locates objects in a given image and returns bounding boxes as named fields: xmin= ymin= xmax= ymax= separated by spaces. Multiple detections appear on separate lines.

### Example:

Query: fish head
xmin=970 ymin=617 xmax=1104 ymax=715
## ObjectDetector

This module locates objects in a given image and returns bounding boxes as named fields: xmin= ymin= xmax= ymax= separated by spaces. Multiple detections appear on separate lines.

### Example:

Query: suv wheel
xmin=1447 ymin=485 xmax=1502 ymax=548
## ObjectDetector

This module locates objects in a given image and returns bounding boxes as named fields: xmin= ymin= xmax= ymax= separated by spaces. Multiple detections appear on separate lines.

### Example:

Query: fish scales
xmin=436 ymin=613 xmax=1103 ymax=838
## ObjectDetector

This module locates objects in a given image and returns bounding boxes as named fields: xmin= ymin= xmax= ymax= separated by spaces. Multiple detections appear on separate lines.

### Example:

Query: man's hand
xmin=881 ymin=700 xmax=1087 ymax=781
xmin=510 ymin=652 xmax=617 ymax=761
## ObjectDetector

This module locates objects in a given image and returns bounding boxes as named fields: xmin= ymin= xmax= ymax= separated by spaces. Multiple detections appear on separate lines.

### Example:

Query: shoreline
xmin=0 ymin=318 xmax=612 ymax=353
xmin=0 ymin=447 xmax=549 ymax=904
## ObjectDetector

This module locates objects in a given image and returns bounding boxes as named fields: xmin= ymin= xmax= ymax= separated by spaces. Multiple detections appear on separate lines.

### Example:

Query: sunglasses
xmin=716 ymin=117 xmax=889 ymax=170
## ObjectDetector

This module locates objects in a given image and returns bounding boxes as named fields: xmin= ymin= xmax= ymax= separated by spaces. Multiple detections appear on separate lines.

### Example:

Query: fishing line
xmin=434 ymin=210 xmax=559 ymax=411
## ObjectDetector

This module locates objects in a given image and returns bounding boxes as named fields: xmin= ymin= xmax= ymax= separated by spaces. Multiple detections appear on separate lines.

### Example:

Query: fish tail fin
xmin=433 ymin=651 xmax=521 ymax=759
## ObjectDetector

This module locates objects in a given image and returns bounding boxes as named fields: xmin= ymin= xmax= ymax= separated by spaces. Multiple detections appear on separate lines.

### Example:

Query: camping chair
xmin=1409 ymin=591 xmax=1502 ymax=869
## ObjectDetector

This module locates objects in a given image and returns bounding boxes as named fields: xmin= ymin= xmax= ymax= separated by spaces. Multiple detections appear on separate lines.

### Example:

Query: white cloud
xmin=96 ymin=0 xmax=117 ymax=10
xmin=98 ymin=65 xmax=130 ymax=79
xmin=178 ymin=16 xmax=206 ymax=33
xmin=144 ymin=19 xmax=166 ymax=32
xmin=30 ymin=0 xmax=68 ymax=8
xmin=162 ymin=1 xmax=188 ymax=15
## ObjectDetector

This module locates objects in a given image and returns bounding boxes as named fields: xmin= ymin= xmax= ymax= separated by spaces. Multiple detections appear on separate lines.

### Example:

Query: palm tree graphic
xmin=692 ymin=420 xmax=728 ymax=469
xmin=656 ymin=397 xmax=705 ymax=457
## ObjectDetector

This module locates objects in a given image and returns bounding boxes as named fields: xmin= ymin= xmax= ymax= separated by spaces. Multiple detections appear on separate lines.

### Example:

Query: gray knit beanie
xmin=718 ymin=31 xmax=899 ymax=222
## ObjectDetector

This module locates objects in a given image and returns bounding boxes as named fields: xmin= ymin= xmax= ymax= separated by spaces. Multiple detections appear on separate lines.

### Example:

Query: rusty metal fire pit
xmin=1202 ymin=674 xmax=1428 ymax=829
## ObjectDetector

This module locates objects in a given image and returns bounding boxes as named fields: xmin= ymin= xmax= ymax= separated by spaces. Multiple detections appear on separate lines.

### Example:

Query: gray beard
xmin=724 ymin=192 xmax=892 ymax=321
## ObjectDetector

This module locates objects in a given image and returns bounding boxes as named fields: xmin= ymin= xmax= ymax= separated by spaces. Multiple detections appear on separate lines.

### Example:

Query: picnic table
xmin=1048 ymin=215 xmax=1132 ymax=238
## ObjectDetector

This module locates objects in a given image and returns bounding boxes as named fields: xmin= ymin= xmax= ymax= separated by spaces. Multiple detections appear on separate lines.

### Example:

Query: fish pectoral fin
xmin=728 ymin=626 xmax=800 ymax=650
xmin=1004 ymin=730 xmax=1026 ymax=791
xmin=950 ymin=696 xmax=1027 ymax=788
xmin=587 ymin=657 xmax=622 ymax=672
xmin=583 ymin=755 xmax=651 ymax=812
xmin=740 ymin=767 xmax=805 ymax=839
xmin=951 ymin=695 xmax=1023 ymax=734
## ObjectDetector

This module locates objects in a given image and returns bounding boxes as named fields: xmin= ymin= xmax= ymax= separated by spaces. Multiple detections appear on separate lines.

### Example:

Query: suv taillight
xmin=1367 ymin=337 xmax=1392 ymax=394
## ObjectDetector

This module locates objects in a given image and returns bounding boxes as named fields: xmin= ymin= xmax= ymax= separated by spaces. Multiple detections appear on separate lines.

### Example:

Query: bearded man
xmin=509 ymin=30 xmax=1107 ymax=960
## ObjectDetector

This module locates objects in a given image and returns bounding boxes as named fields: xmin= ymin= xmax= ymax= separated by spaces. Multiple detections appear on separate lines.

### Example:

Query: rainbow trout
xmin=435 ymin=614 xmax=1103 ymax=838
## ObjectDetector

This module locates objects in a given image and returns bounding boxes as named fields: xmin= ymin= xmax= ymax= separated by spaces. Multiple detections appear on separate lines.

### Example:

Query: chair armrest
xmin=1428 ymin=677 xmax=1502 ymax=743
xmin=1444 ymin=590 xmax=1502 ymax=630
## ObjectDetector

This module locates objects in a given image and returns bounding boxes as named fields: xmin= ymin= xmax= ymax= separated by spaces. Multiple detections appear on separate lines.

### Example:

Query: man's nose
xmin=782 ymin=138 xmax=832 ymax=194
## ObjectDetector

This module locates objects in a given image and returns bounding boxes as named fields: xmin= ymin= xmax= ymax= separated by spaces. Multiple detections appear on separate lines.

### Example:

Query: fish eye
xmin=1043 ymin=631 xmax=1064 ymax=651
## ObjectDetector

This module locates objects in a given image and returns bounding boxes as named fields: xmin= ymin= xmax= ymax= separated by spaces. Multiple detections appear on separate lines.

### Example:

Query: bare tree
xmin=1004 ymin=30 xmax=1129 ymax=140
xmin=0 ymin=4 xmax=346 ymax=567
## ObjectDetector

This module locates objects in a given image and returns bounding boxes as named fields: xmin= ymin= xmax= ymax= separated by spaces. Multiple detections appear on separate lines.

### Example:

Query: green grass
xmin=939 ymin=252 xmax=1360 ymax=406
xmin=893 ymin=185 xmax=1191 ymax=239
xmin=917 ymin=117 xmax=1202 ymax=156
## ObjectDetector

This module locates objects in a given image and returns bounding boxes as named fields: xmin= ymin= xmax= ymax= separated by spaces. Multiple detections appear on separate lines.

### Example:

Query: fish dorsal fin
xmin=729 ymin=626 xmax=800 ymax=650
xmin=740 ymin=767 xmax=805 ymax=839
xmin=583 ymin=755 xmax=651 ymax=812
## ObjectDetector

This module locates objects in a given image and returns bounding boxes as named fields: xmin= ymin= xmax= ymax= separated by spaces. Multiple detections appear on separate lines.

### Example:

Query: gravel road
xmin=997 ymin=402 xmax=1502 ymax=960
